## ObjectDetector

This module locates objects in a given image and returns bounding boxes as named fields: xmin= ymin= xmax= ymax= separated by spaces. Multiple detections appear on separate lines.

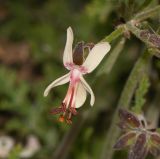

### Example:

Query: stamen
xmin=50 ymin=107 xmax=64 ymax=115
xmin=68 ymin=83 xmax=78 ymax=115
xmin=66 ymin=119 xmax=72 ymax=124
xmin=63 ymin=83 xmax=73 ymax=108
xmin=69 ymin=107 xmax=77 ymax=115
xmin=84 ymin=43 xmax=94 ymax=51
xmin=50 ymin=103 xmax=66 ymax=115
xmin=68 ymin=86 xmax=75 ymax=108
xmin=61 ymin=102 xmax=66 ymax=112
xmin=66 ymin=112 xmax=72 ymax=124
xmin=58 ymin=115 xmax=65 ymax=123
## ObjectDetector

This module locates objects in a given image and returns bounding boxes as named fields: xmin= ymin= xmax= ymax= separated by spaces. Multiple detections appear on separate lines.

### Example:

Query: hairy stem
xmin=102 ymin=25 xmax=125 ymax=43
xmin=126 ymin=22 xmax=160 ymax=54
xmin=133 ymin=5 xmax=160 ymax=22
xmin=53 ymin=112 xmax=89 ymax=159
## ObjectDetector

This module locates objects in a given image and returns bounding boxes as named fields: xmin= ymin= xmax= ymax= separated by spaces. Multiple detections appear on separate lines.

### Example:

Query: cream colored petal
xmin=75 ymin=82 xmax=87 ymax=108
xmin=80 ymin=75 xmax=95 ymax=106
xmin=82 ymin=42 xmax=111 ymax=73
xmin=20 ymin=135 xmax=40 ymax=158
xmin=44 ymin=72 xmax=70 ymax=97
xmin=0 ymin=136 xmax=14 ymax=158
xmin=63 ymin=27 xmax=74 ymax=66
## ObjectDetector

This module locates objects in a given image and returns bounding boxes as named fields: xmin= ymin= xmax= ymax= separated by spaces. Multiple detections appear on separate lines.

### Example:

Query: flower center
xmin=70 ymin=68 xmax=81 ymax=83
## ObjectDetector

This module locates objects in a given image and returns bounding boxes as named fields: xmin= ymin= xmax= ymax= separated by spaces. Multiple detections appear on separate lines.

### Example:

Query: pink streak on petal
xmin=67 ymin=82 xmax=78 ymax=115
xmin=63 ymin=68 xmax=81 ymax=111
xmin=70 ymin=83 xmax=78 ymax=108
xmin=63 ymin=83 xmax=73 ymax=108
xmin=70 ymin=69 xmax=81 ymax=83
xmin=79 ymin=66 xmax=88 ymax=74
xmin=69 ymin=86 xmax=75 ymax=107
xmin=64 ymin=62 xmax=75 ymax=70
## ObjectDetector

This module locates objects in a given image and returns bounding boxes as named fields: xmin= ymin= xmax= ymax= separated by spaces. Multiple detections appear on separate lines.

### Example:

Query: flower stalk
xmin=102 ymin=25 xmax=125 ymax=43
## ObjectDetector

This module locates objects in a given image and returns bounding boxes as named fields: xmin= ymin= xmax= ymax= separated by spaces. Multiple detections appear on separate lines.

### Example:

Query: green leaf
xmin=8 ymin=145 xmax=22 ymax=159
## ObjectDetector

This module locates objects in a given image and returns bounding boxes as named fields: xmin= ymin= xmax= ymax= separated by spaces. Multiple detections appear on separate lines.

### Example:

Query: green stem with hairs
xmin=102 ymin=25 xmax=125 ymax=43
xmin=132 ymin=74 xmax=150 ymax=114
xmin=126 ymin=22 xmax=160 ymax=57
xmin=133 ymin=5 xmax=160 ymax=22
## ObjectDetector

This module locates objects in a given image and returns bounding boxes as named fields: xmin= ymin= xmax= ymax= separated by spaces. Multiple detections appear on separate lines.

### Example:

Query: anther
xmin=66 ymin=118 xmax=72 ymax=124
xmin=66 ymin=112 xmax=72 ymax=124
xmin=61 ymin=102 xmax=66 ymax=112
xmin=58 ymin=115 xmax=65 ymax=123
xmin=50 ymin=107 xmax=64 ymax=115
xmin=69 ymin=107 xmax=77 ymax=115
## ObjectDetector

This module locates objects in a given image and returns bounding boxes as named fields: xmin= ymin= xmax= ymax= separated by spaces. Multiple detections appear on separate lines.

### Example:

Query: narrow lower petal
xmin=75 ymin=82 xmax=87 ymax=108
xmin=82 ymin=42 xmax=111 ymax=73
xmin=80 ymin=75 xmax=95 ymax=106
xmin=44 ymin=73 xmax=70 ymax=97
xmin=63 ymin=27 xmax=74 ymax=68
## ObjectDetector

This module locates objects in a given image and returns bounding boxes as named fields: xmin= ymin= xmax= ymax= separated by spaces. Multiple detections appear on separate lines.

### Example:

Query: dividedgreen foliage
xmin=8 ymin=145 xmax=22 ymax=159
xmin=132 ymin=75 xmax=150 ymax=113
xmin=0 ymin=0 xmax=160 ymax=159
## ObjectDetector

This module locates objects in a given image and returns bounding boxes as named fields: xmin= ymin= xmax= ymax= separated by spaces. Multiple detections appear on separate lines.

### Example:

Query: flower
xmin=20 ymin=135 xmax=41 ymax=158
xmin=44 ymin=27 xmax=111 ymax=124
xmin=0 ymin=136 xmax=14 ymax=158
xmin=114 ymin=109 xmax=160 ymax=159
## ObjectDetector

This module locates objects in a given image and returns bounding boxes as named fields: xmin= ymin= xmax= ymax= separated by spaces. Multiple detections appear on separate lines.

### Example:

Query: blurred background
xmin=0 ymin=0 xmax=160 ymax=159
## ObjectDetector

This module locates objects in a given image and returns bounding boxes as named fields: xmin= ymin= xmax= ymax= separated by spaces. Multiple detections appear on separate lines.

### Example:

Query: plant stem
xmin=126 ymin=22 xmax=160 ymax=50
xmin=133 ymin=5 xmax=160 ymax=22
xmin=132 ymin=74 xmax=150 ymax=114
xmin=102 ymin=5 xmax=160 ymax=44
xmin=53 ymin=112 xmax=89 ymax=159
xmin=100 ymin=52 xmax=152 ymax=159
xmin=102 ymin=25 xmax=125 ymax=43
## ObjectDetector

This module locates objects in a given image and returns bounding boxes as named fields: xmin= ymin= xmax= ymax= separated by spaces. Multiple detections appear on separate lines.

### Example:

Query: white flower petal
xmin=82 ymin=42 xmax=111 ymax=73
xmin=63 ymin=27 xmax=74 ymax=67
xmin=44 ymin=72 xmax=70 ymax=97
xmin=20 ymin=135 xmax=40 ymax=158
xmin=80 ymin=75 xmax=95 ymax=106
xmin=75 ymin=82 xmax=87 ymax=108
xmin=0 ymin=136 xmax=14 ymax=158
